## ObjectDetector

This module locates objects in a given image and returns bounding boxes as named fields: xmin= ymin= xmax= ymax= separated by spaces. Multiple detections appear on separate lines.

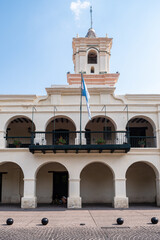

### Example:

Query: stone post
xmin=113 ymin=178 xmax=128 ymax=208
xmin=21 ymin=178 xmax=37 ymax=208
xmin=67 ymin=178 xmax=82 ymax=208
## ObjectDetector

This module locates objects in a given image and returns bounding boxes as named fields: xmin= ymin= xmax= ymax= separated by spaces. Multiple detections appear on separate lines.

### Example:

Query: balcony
xmin=28 ymin=130 xmax=130 ymax=154
xmin=5 ymin=132 xmax=157 ymax=153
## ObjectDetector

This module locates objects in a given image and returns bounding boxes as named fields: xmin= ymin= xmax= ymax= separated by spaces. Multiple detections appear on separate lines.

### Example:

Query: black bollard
xmin=6 ymin=218 xmax=14 ymax=225
xmin=116 ymin=218 xmax=124 ymax=225
xmin=151 ymin=217 xmax=158 ymax=224
xmin=41 ymin=218 xmax=49 ymax=225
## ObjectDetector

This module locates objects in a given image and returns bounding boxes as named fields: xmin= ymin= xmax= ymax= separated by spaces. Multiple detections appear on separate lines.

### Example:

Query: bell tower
xmin=72 ymin=29 xmax=112 ymax=75
xmin=67 ymin=7 xmax=119 ymax=86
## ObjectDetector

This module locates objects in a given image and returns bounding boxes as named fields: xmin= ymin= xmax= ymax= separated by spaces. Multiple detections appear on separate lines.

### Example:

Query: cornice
xmin=125 ymin=94 xmax=160 ymax=101
xmin=46 ymin=85 xmax=115 ymax=95
xmin=0 ymin=95 xmax=37 ymax=102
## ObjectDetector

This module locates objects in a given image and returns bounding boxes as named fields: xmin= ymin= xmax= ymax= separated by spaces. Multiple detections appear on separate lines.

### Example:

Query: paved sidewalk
xmin=0 ymin=205 xmax=160 ymax=239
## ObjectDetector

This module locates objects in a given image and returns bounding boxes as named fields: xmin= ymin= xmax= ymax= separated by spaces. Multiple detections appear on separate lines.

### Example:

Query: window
xmin=91 ymin=67 xmax=94 ymax=73
xmin=88 ymin=50 xmax=97 ymax=64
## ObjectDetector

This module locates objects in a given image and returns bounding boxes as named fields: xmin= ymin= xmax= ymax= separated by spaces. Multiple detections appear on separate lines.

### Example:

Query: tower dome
xmin=85 ymin=28 xmax=97 ymax=38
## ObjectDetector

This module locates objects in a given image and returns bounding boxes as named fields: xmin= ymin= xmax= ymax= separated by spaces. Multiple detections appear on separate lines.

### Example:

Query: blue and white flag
xmin=82 ymin=76 xmax=91 ymax=120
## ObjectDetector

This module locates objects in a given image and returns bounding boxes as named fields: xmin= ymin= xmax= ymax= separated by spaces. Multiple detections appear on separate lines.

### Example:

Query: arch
xmin=85 ymin=115 xmax=117 ymax=145
xmin=0 ymin=161 xmax=25 ymax=177
xmin=80 ymin=162 xmax=114 ymax=205
xmin=85 ymin=115 xmax=117 ymax=130
xmin=36 ymin=162 xmax=69 ymax=205
xmin=126 ymin=161 xmax=157 ymax=205
xmin=35 ymin=161 xmax=70 ymax=178
xmin=88 ymin=49 xmax=97 ymax=64
xmin=126 ymin=115 xmax=156 ymax=132
xmin=91 ymin=66 xmax=94 ymax=73
xmin=0 ymin=162 xmax=24 ymax=204
xmin=80 ymin=161 xmax=115 ymax=178
xmin=87 ymin=47 xmax=99 ymax=53
xmin=4 ymin=115 xmax=36 ymax=132
xmin=45 ymin=115 xmax=76 ymax=131
xmin=5 ymin=115 xmax=35 ymax=148
xmin=125 ymin=160 xmax=159 ymax=178
xmin=45 ymin=116 xmax=76 ymax=146
xmin=126 ymin=115 xmax=157 ymax=148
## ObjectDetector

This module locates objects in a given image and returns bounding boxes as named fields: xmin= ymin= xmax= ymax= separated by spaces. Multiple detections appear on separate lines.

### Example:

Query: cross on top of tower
xmin=85 ymin=6 xmax=97 ymax=38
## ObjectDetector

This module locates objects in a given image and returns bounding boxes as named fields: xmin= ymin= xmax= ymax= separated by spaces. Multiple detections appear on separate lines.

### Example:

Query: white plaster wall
xmin=99 ymin=54 xmax=107 ymax=72
xmin=36 ymin=162 xmax=67 ymax=203
xmin=80 ymin=162 xmax=114 ymax=203
xmin=0 ymin=162 xmax=23 ymax=203
xmin=0 ymin=84 xmax=160 ymax=208
xmin=126 ymin=162 xmax=156 ymax=203
xmin=0 ymin=149 xmax=159 ymax=207
xmin=79 ymin=55 xmax=86 ymax=73
xmin=86 ymin=64 xmax=99 ymax=74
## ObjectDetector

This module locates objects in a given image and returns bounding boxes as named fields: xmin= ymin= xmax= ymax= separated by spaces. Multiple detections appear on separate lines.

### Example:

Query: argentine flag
xmin=82 ymin=76 xmax=91 ymax=120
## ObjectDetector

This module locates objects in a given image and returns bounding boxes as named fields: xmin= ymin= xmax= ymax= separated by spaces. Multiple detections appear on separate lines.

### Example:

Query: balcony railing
xmin=6 ymin=136 xmax=31 ymax=148
xmin=129 ymin=136 xmax=156 ymax=148
xmin=5 ymin=132 xmax=157 ymax=151
xmin=30 ymin=130 xmax=128 ymax=145
xmin=28 ymin=130 xmax=130 ymax=154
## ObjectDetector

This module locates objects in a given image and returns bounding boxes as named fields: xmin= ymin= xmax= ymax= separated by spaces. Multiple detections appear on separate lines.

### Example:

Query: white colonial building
xmin=0 ymin=28 xmax=160 ymax=209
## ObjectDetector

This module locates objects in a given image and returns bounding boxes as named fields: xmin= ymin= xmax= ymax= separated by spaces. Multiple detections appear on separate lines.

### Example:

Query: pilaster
xmin=67 ymin=178 xmax=82 ymax=208
xmin=21 ymin=178 xmax=37 ymax=208
xmin=156 ymin=178 xmax=160 ymax=206
xmin=113 ymin=178 xmax=128 ymax=208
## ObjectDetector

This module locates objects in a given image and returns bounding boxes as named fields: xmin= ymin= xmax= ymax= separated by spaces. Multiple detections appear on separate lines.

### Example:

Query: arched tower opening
xmin=90 ymin=66 xmax=95 ymax=73
xmin=88 ymin=50 xmax=97 ymax=64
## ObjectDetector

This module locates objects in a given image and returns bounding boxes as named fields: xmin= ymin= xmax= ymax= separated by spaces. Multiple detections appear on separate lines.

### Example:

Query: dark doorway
xmin=128 ymin=127 xmax=146 ymax=147
xmin=0 ymin=172 xmax=7 ymax=202
xmin=53 ymin=171 xmax=68 ymax=200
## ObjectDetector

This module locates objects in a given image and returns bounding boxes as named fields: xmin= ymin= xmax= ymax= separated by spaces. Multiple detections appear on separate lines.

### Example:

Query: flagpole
xmin=80 ymin=72 xmax=83 ymax=145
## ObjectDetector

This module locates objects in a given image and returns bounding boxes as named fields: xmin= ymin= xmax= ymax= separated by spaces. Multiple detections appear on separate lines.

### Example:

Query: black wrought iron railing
xmin=30 ymin=130 xmax=129 ymax=146
xmin=129 ymin=136 xmax=156 ymax=148
xmin=5 ymin=132 xmax=156 ymax=149
xmin=6 ymin=136 xmax=32 ymax=148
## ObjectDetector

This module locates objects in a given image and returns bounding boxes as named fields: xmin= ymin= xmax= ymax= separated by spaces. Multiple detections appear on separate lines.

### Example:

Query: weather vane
xmin=90 ymin=6 xmax=93 ymax=29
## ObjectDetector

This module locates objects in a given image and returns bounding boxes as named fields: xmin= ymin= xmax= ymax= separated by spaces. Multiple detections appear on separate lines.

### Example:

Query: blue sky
xmin=0 ymin=0 xmax=160 ymax=95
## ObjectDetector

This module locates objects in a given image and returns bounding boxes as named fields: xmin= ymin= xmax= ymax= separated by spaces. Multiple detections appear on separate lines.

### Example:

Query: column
xmin=0 ymin=131 xmax=6 ymax=148
xmin=155 ymin=129 xmax=160 ymax=148
xmin=67 ymin=178 xmax=82 ymax=208
xmin=21 ymin=178 xmax=37 ymax=208
xmin=113 ymin=178 xmax=128 ymax=208
xmin=156 ymin=178 xmax=160 ymax=206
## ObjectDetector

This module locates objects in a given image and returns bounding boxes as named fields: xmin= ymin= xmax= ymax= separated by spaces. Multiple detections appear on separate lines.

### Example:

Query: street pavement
xmin=0 ymin=205 xmax=160 ymax=239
